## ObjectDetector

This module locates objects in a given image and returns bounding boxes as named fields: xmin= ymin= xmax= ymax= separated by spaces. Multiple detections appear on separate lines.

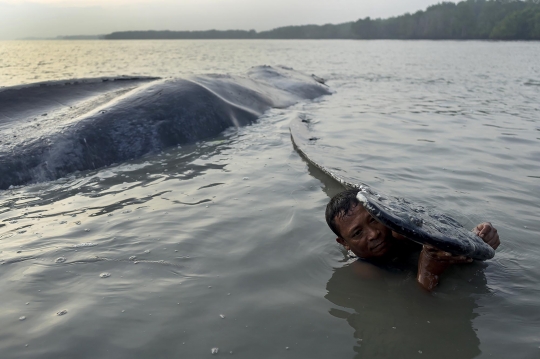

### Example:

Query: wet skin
xmin=334 ymin=202 xmax=397 ymax=259
xmin=334 ymin=203 xmax=501 ymax=290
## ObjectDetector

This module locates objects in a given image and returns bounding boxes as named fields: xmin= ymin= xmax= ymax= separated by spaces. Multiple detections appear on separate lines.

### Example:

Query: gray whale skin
xmin=0 ymin=66 xmax=330 ymax=189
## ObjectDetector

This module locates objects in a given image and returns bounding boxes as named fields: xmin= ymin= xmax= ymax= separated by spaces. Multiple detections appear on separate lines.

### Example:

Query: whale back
xmin=0 ymin=66 xmax=330 ymax=189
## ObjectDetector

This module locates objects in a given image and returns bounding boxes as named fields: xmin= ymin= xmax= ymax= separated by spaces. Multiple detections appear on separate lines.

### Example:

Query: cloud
xmin=2 ymin=0 xmax=130 ymax=5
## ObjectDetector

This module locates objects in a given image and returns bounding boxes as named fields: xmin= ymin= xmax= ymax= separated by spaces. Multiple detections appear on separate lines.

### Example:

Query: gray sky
xmin=0 ymin=0 xmax=456 ymax=40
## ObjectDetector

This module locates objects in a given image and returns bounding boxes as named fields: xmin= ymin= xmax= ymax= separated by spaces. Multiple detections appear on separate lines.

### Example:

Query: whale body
xmin=0 ymin=66 xmax=330 ymax=189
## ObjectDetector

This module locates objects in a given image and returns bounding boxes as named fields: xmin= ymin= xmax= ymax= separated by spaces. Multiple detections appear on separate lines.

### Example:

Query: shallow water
xmin=1 ymin=40 xmax=539 ymax=358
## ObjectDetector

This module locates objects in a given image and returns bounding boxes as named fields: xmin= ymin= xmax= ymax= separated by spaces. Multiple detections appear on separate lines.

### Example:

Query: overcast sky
xmin=0 ymin=0 xmax=456 ymax=40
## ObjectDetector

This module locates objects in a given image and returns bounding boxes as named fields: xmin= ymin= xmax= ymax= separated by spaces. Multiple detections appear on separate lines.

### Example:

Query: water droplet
xmin=211 ymin=348 xmax=219 ymax=354
xmin=285 ymin=347 xmax=289 ymax=350
xmin=392 ymin=327 xmax=396 ymax=329
xmin=72 ymin=243 xmax=97 ymax=248
xmin=220 ymin=314 xmax=225 ymax=319
xmin=55 ymin=257 xmax=66 ymax=263
xmin=25 ymin=302 xmax=29 ymax=305
xmin=129 ymin=256 xmax=137 ymax=261
xmin=19 ymin=316 xmax=26 ymax=321
xmin=419 ymin=350 xmax=423 ymax=354
xmin=56 ymin=309 xmax=68 ymax=316
xmin=208 ymin=286 xmax=212 ymax=288
xmin=121 ymin=310 xmax=125 ymax=313
xmin=84 ymin=229 xmax=90 ymax=232
xmin=243 ymin=177 xmax=249 ymax=180
xmin=144 ymin=250 xmax=150 ymax=254
xmin=227 ymin=293 xmax=231 ymax=296
xmin=100 ymin=272 xmax=111 ymax=278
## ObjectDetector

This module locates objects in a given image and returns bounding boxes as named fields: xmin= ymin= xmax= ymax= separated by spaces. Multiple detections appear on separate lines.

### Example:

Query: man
xmin=325 ymin=188 xmax=500 ymax=290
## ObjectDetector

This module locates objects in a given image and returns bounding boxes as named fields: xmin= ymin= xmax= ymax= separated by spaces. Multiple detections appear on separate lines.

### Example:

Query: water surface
xmin=0 ymin=40 xmax=539 ymax=358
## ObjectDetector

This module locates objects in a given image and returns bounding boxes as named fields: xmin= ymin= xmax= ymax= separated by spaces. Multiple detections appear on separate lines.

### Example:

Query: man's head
xmin=325 ymin=188 xmax=393 ymax=258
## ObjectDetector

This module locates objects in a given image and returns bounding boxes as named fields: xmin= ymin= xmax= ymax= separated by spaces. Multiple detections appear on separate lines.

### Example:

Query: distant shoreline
xmin=23 ymin=39 xmax=539 ymax=42
xmin=22 ymin=0 xmax=540 ymax=41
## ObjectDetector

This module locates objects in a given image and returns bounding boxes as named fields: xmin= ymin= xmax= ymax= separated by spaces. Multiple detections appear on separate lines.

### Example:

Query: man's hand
xmin=417 ymin=245 xmax=473 ymax=291
xmin=416 ymin=222 xmax=500 ymax=291
xmin=473 ymin=222 xmax=500 ymax=250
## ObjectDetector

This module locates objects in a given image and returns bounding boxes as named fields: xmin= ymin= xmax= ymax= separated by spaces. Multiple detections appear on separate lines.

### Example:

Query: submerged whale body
xmin=0 ymin=66 xmax=330 ymax=189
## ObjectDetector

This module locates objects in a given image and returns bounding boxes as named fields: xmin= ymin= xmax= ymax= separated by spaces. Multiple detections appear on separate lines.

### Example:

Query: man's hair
xmin=325 ymin=188 xmax=360 ymax=238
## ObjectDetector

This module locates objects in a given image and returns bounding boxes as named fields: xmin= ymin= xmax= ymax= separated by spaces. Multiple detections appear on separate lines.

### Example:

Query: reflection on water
xmin=325 ymin=262 xmax=488 ymax=359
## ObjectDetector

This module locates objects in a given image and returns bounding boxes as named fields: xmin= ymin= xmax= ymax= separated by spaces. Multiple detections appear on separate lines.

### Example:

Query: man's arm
xmin=417 ymin=222 xmax=501 ymax=291
xmin=417 ymin=245 xmax=472 ymax=291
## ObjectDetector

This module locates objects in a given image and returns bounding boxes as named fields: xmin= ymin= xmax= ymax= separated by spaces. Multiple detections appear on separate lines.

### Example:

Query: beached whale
xmin=0 ymin=66 xmax=330 ymax=189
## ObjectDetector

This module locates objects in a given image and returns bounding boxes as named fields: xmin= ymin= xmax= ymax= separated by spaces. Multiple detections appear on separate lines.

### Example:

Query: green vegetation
xmin=351 ymin=0 xmax=540 ymax=39
xmin=104 ymin=0 xmax=540 ymax=40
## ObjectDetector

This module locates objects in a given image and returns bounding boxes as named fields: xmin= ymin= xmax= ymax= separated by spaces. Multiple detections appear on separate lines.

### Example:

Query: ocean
xmin=0 ymin=39 xmax=539 ymax=358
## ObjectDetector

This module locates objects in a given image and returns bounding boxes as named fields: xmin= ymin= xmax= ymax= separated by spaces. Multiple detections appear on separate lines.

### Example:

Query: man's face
xmin=334 ymin=202 xmax=393 ymax=259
